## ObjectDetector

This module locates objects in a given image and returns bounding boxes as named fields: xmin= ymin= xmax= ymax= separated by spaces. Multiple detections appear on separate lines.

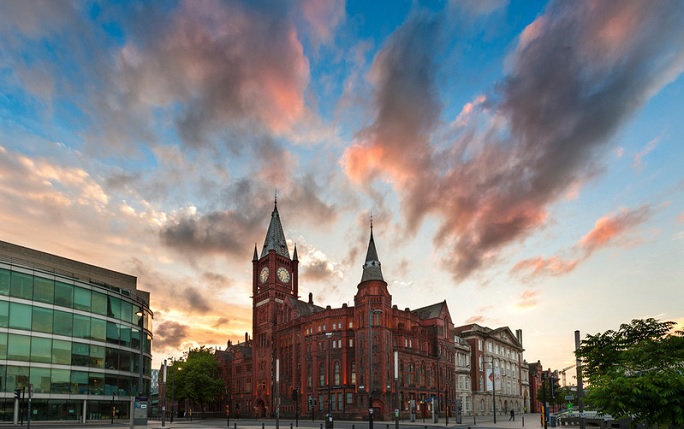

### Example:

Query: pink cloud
xmin=579 ymin=206 xmax=651 ymax=254
xmin=511 ymin=256 xmax=580 ymax=278
xmin=465 ymin=315 xmax=486 ymax=324
xmin=342 ymin=2 xmax=682 ymax=282
xmin=512 ymin=205 xmax=652 ymax=280
xmin=118 ymin=0 xmax=312 ymax=145
xmin=516 ymin=289 xmax=540 ymax=309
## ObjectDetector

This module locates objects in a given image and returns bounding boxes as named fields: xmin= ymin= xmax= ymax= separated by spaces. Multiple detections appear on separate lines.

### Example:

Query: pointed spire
xmin=293 ymin=244 xmax=298 ymax=261
xmin=252 ymin=244 xmax=258 ymax=262
xmin=261 ymin=200 xmax=290 ymax=259
xmin=361 ymin=216 xmax=384 ymax=282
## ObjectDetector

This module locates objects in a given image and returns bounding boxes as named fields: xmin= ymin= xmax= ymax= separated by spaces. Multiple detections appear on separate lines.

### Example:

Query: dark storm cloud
xmin=287 ymin=175 xmax=338 ymax=227
xmin=213 ymin=317 xmax=231 ymax=329
xmin=154 ymin=321 xmax=190 ymax=349
xmin=160 ymin=211 xmax=254 ymax=258
xmin=344 ymin=1 xmax=684 ymax=282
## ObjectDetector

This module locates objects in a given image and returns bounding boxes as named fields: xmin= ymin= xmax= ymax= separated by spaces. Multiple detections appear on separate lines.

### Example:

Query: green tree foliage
xmin=576 ymin=318 xmax=684 ymax=427
xmin=169 ymin=347 xmax=224 ymax=416
xmin=535 ymin=380 xmax=572 ymax=408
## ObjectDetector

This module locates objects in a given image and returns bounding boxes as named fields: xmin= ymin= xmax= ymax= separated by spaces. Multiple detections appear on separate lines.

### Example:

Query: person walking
xmin=510 ymin=409 xmax=515 ymax=421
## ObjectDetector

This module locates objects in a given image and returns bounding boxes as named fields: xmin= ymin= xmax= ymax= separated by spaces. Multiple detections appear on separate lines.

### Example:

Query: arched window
xmin=334 ymin=362 xmax=341 ymax=385
xmin=351 ymin=361 xmax=356 ymax=384
xmin=319 ymin=362 xmax=325 ymax=387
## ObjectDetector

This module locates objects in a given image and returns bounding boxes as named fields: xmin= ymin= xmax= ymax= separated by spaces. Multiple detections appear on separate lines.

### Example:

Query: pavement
xmin=1 ymin=414 xmax=542 ymax=429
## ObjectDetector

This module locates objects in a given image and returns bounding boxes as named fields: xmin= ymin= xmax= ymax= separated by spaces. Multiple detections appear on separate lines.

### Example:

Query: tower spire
xmin=261 ymin=200 xmax=290 ymax=259
xmin=361 ymin=216 xmax=383 ymax=282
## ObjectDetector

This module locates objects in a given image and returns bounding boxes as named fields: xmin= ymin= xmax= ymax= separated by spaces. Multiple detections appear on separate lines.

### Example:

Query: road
xmin=3 ymin=414 xmax=542 ymax=429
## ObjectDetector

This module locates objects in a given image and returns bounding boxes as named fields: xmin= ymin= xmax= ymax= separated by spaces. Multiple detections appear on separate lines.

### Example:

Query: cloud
xmin=511 ymin=256 xmax=580 ymax=279
xmin=516 ymin=289 xmax=540 ymax=309
xmin=455 ymin=0 xmax=509 ymax=17
xmin=342 ymin=1 xmax=684 ymax=282
xmin=154 ymin=321 xmax=190 ymax=349
xmin=579 ymin=205 xmax=652 ymax=254
xmin=512 ymin=205 xmax=653 ymax=280
xmin=293 ymin=237 xmax=344 ymax=285
xmin=464 ymin=314 xmax=486 ymax=324
xmin=118 ymin=1 xmax=312 ymax=146
xmin=632 ymin=137 xmax=660 ymax=169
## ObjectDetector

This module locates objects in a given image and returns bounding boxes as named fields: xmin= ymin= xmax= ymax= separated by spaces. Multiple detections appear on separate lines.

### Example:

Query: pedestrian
xmin=510 ymin=409 xmax=515 ymax=421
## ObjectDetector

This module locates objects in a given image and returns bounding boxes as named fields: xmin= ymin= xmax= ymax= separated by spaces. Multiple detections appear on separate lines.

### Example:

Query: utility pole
xmin=575 ymin=331 xmax=585 ymax=429
xmin=542 ymin=371 xmax=548 ymax=429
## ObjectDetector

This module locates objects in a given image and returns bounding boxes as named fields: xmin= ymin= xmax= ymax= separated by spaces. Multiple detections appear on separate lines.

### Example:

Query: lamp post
xmin=136 ymin=308 xmax=145 ymax=397
xmin=325 ymin=332 xmax=333 ymax=429
xmin=394 ymin=350 xmax=399 ymax=429
xmin=162 ymin=359 xmax=167 ymax=427
xmin=368 ymin=309 xmax=382 ymax=429
xmin=170 ymin=360 xmax=176 ymax=424
xmin=491 ymin=356 xmax=496 ymax=424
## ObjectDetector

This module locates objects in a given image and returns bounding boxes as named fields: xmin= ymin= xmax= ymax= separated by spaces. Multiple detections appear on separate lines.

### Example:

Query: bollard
xmin=263 ymin=423 xmax=265 ymax=429
xmin=387 ymin=425 xmax=390 ymax=429
xmin=235 ymin=424 xmax=237 ymax=429
xmin=320 ymin=424 xmax=323 ymax=429
xmin=291 ymin=424 xmax=293 ymax=429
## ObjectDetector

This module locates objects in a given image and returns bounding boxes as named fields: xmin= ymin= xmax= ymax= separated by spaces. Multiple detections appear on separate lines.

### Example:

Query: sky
xmin=1 ymin=0 xmax=683 ymax=381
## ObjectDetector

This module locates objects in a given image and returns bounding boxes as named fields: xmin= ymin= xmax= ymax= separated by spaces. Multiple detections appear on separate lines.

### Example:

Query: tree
xmin=535 ymin=379 xmax=571 ymax=409
xmin=576 ymin=318 xmax=684 ymax=427
xmin=172 ymin=347 xmax=225 ymax=417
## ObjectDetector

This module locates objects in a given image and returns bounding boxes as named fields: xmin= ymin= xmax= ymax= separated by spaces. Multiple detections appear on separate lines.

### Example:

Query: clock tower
xmin=251 ymin=201 xmax=298 ymax=417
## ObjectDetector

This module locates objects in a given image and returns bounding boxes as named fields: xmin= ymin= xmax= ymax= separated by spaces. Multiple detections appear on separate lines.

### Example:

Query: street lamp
xmin=368 ymin=309 xmax=382 ymax=429
xmin=162 ymin=359 xmax=167 ymax=427
xmin=491 ymin=356 xmax=496 ymax=424
xmin=325 ymin=332 xmax=334 ymax=429
xmin=136 ymin=308 xmax=145 ymax=397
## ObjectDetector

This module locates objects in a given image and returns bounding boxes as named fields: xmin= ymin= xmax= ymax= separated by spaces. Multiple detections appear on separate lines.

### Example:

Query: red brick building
xmin=218 ymin=203 xmax=456 ymax=421
xmin=528 ymin=360 xmax=544 ymax=413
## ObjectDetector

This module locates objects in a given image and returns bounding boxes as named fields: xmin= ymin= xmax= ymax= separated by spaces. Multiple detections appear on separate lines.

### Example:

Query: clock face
xmin=259 ymin=267 xmax=269 ymax=284
xmin=277 ymin=267 xmax=290 ymax=283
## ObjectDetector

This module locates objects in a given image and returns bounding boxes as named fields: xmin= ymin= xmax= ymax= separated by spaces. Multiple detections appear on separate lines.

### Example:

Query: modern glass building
xmin=0 ymin=240 xmax=152 ymax=422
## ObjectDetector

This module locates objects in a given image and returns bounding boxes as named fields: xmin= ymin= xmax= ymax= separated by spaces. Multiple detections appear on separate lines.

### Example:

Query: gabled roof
xmin=286 ymin=296 xmax=324 ymax=317
xmin=361 ymin=227 xmax=384 ymax=282
xmin=261 ymin=202 xmax=290 ymax=259
xmin=412 ymin=301 xmax=447 ymax=320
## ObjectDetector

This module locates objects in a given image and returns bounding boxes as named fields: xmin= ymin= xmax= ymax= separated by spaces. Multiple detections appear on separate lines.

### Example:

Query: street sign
xmin=565 ymin=395 xmax=574 ymax=400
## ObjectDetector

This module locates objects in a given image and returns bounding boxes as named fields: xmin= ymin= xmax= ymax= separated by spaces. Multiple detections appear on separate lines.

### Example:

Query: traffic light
xmin=225 ymin=405 xmax=230 ymax=415
xmin=308 ymin=397 xmax=313 ymax=408
xmin=13 ymin=389 xmax=20 ymax=400
xmin=550 ymin=376 xmax=561 ymax=398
